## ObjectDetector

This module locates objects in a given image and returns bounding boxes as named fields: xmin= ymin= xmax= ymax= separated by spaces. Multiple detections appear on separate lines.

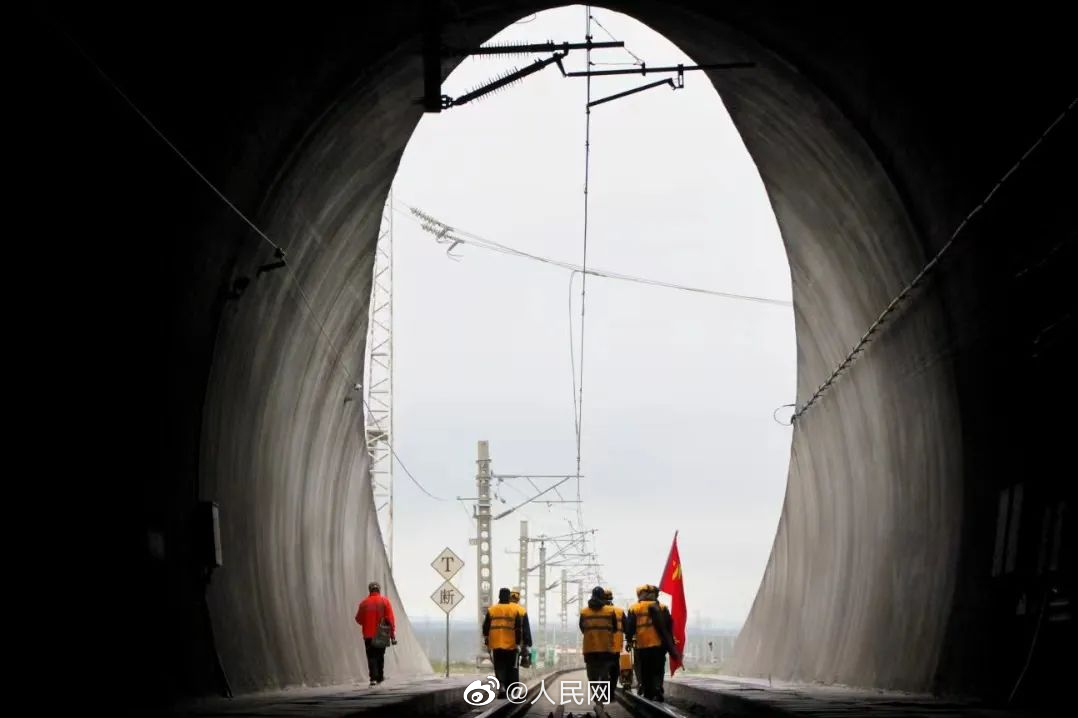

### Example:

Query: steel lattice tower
xmin=364 ymin=190 xmax=395 ymax=566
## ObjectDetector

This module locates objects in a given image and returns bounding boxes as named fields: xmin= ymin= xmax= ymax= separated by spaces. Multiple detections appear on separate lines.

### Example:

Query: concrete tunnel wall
xmin=196 ymin=2 xmax=964 ymax=694
xmin=44 ymin=1 xmax=1073 ymax=709
xmin=198 ymin=47 xmax=434 ymax=690
xmin=665 ymin=25 xmax=964 ymax=689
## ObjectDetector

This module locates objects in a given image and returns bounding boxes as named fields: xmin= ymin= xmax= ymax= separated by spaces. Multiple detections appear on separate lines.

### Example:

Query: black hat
xmin=499 ymin=587 xmax=512 ymax=601
xmin=591 ymin=585 xmax=605 ymax=599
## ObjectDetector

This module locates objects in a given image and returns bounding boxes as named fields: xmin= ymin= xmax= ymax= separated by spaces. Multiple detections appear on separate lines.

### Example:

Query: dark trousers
xmin=584 ymin=652 xmax=615 ymax=703
xmin=609 ymin=653 xmax=622 ymax=691
xmin=363 ymin=638 xmax=386 ymax=683
xmin=635 ymin=646 xmax=667 ymax=700
xmin=492 ymin=648 xmax=519 ymax=693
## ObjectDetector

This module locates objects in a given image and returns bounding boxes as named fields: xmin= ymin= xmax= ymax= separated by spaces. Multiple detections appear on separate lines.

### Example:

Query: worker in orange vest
xmin=579 ymin=585 xmax=618 ymax=704
xmin=483 ymin=587 xmax=523 ymax=697
xmin=509 ymin=589 xmax=534 ymax=668
xmin=603 ymin=588 xmax=632 ymax=693
xmin=624 ymin=584 xmax=679 ymax=702
xmin=355 ymin=581 xmax=397 ymax=687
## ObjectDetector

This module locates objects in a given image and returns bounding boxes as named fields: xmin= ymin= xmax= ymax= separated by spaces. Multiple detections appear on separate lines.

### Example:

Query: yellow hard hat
xmin=637 ymin=584 xmax=659 ymax=599
xmin=509 ymin=588 xmax=521 ymax=602
xmin=602 ymin=588 xmax=613 ymax=601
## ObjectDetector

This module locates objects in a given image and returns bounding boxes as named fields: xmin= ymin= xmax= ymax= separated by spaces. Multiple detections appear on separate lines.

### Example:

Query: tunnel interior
xmin=43 ymin=1 xmax=1074 ymax=713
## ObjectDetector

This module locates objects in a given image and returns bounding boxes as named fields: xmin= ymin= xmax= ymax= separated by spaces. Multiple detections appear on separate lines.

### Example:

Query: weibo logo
xmin=463 ymin=675 xmax=500 ymax=706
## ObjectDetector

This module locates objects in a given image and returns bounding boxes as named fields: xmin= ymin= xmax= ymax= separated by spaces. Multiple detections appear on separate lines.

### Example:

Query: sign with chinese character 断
xmin=431 ymin=579 xmax=464 ymax=614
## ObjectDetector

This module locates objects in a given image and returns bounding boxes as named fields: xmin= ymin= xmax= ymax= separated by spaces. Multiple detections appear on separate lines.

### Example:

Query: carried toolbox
xmin=370 ymin=600 xmax=392 ymax=648
xmin=371 ymin=617 xmax=392 ymax=648
xmin=619 ymin=650 xmax=634 ymax=690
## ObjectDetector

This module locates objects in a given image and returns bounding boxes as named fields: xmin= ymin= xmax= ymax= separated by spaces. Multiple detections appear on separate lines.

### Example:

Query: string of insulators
xmin=447 ymin=52 xmax=567 ymax=107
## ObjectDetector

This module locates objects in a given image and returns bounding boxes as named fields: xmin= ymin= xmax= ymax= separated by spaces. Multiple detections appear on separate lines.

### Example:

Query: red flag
xmin=659 ymin=531 xmax=687 ymax=676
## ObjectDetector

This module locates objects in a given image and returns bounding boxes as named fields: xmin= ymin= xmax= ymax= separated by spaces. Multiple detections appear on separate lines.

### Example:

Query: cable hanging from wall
xmin=66 ymin=29 xmax=449 ymax=502
xmin=784 ymin=96 xmax=1076 ymax=426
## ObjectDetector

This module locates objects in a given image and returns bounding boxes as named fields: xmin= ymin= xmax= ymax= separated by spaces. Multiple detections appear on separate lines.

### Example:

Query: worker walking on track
xmin=624 ymin=584 xmax=680 ymax=702
xmin=580 ymin=585 xmax=618 ymax=704
xmin=603 ymin=588 xmax=632 ymax=692
xmin=483 ymin=587 xmax=523 ymax=697
xmin=509 ymin=588 xmax=534 ymax=668
xmin=354 ymin=581 xmax=397 ymax=687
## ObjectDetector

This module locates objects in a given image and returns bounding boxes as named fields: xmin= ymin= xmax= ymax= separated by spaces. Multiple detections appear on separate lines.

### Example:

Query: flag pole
xmin=661 ymin=531 xmax=678 ymax=589
xmin=659 ymin=530 xmax=685 ymax=676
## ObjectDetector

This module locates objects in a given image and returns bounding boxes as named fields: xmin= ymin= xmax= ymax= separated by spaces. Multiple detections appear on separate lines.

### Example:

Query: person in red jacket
xmin=355 ymin=581 xmax=397 ymax=686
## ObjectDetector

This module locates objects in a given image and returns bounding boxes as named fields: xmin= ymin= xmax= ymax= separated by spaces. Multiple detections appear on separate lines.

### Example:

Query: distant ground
xmin=409 ymin=617 xmax=740 ymax=669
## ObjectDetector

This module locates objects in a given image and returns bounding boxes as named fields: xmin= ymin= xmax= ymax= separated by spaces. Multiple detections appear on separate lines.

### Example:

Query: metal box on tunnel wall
xmin=195 ymin=500 xmax=223 ymax=569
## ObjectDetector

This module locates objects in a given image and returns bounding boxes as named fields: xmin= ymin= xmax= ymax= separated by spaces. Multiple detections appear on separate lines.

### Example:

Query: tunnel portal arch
xmin=200 ymin=2 xmax=962 ymax=696
xmin=52 ymin=1 xmax=1074 ymax=709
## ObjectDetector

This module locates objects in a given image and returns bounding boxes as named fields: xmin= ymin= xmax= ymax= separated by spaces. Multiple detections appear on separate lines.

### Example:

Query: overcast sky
xmin=381 ymin=6 xmax=794 ymax=633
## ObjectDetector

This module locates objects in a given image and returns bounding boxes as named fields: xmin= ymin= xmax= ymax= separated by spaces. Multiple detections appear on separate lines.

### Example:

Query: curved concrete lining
xmin=200 ymin=48 xmax=432 ymax=691
xmin=198 ymin=3 xmax=960 ymax=695
xmin=662 ymin=20 xmax=963 ymax=689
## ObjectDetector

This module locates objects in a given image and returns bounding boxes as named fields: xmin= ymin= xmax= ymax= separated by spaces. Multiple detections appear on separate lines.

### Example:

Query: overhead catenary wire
xmin=68 ymin=30 xmax=448 ymax=503
xmin=576 ymin=4 xmax=594 ymax=532
xmin=568 ymin=271 xmax=582 ymax=444
xmin=522 ymin=475 xmax=567 ymax=505
xmin=374 ymin=400 xmax=450 ymax=501
xmin=402 ymin=205 xmax=792 ymax=306
xmin=589 ymin=11 xmax=645 ymax=66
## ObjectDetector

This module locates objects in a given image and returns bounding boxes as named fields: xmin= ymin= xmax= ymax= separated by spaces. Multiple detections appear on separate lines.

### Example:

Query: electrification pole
xmin=538 ymin=541 xmax=547 ymax=631
xmin=475 ymin=440 xmax=493 ymax=663
xmin=561 ymin=569 xmax=568 ymax=634
xmin=518 ymin=520 xmax=528 ymax=608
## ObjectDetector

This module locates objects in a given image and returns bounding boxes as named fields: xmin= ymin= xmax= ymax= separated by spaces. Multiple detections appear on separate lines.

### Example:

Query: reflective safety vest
xmin=512 ymin=601 xmax=533 ymax=647
xmin=486 ymin=603 xmax=520 ymax=650
xmin=629 ymin=600 xmax=666 ymax=649
xmin=611 ymin=605 xmax=625 ymax=653
xmin=580 ymin=604 xmax=618 ymax=654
